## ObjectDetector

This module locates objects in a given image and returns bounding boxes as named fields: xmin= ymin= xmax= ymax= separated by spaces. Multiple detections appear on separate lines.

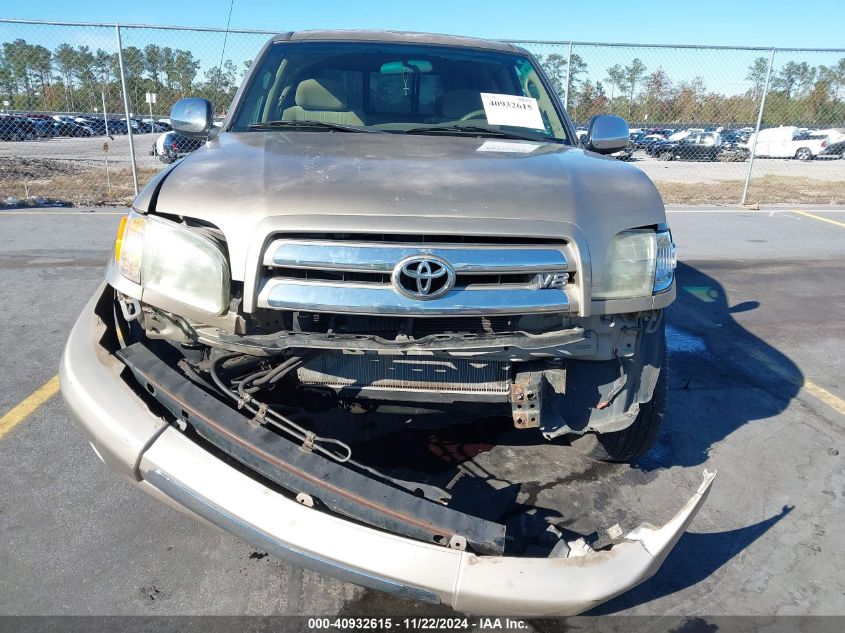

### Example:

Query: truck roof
xmin=756 ymin=126 xmax=799 ymax=141
xmin=272 ymin=30 xmax=523 ymax=54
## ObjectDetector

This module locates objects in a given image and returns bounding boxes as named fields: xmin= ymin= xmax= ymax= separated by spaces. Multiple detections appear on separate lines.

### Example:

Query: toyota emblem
xmin=392 ymin=255 xmax=456 ymax=300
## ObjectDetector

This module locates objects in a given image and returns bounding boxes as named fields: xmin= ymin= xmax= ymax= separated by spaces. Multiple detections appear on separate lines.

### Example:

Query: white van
xmin=744 ymin=126 xmax=828 ymax=161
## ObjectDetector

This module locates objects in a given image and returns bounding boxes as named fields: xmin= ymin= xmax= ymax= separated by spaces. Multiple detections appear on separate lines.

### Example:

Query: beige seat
xmin=281 ymin=78 xmax=364 ymax=125
xmin=440 ymin=89 xmax=484 ymax=120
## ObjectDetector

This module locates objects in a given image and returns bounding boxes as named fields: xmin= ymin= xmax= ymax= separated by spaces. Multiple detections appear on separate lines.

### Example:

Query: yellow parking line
xmin=0 ymin=375 xmax=60 ymax=440
xmin=803 ymin=380 xmax=845 ymax=417
xmin=793 ymin=210 xmax=845 ymax=229
xmin=746 ymin=348 xmax=844 ymax=418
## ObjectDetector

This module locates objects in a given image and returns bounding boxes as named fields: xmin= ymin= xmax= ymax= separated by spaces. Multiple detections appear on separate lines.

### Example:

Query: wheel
xmin=659 ymin=151 xmax=673 ymax=161
xmin=840 ymin=149 xmax=845 ymax=160
xmin=795 ymin=147 xmax=813 ymax=161
xmin=569 ymin=337 xmax=668 ymax=463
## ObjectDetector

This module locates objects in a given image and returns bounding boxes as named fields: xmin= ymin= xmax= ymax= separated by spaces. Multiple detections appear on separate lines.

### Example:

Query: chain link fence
xmin=1 ymin=19 xmax=843 ymax=207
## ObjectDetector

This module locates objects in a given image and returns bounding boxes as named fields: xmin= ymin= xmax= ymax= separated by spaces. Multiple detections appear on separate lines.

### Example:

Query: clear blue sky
xmin=2 ymin=0 xmax=844 ymax=49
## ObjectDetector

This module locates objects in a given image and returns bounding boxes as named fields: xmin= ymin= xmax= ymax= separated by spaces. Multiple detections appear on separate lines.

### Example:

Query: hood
xmin=150 ymin=131 xmax=665 ymax=280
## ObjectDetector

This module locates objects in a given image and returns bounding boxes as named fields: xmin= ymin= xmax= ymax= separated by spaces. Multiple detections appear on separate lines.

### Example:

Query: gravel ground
xmin=2 ymin=135 xmax=843 ymax=183
xmin=633 ymin=150 xmax=845 ymax=184
xmin=0 ymin=134 xmax=162 ymax=168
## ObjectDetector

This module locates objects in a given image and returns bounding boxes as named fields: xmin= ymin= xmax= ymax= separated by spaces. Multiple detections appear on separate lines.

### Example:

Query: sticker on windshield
xmin=480 ymin=93 xmax=544 ymax=130
xmin=476 ymin=141 xmax=540 ymax=153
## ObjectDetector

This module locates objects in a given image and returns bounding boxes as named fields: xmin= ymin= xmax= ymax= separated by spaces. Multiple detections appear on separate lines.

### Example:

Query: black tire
xmin=659 ymin=151 xmax=673 ymax=161
xmin=569 ymin=342 xmax=668 ymax=463
xmin=795 ymin=147 xmax=813 ymax=161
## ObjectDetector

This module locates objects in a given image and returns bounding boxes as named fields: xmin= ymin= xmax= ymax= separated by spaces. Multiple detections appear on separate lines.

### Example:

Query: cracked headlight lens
xmin=113 ymin=210 xmax=229 ymax=314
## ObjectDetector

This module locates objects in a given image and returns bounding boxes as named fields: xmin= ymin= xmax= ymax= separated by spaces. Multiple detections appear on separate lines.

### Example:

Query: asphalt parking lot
xmin=1 ymin=206 xmax=844 ymax=620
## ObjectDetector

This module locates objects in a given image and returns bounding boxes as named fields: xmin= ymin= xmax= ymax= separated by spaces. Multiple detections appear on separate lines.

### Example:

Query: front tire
xmin=570 ymin=343 xmax=668 ymax=463
xmin=795 ymin=147 xmax=813 ymax=161
xmin=659 ymin=151 xmax=673 ymax=161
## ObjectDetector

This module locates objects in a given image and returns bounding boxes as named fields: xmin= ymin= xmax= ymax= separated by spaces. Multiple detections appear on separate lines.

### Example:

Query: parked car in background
xmin=636 ymin=133 xmax=665 ymax=149
xmin=646 ymin=137 xmax=675 ymax=158
xmin=122 ymin=118 xmax=153 ymax=133
xmin=743 ymin=126 xmax=828 ymax=161
xmin=73 ymin=117 xmax=109 ymax=135
xmin=651 ymin=132 xmax=724 ymax=161
xmin=151 ymin=130 xmax=205 ymax=163
xmin=720 ymin=130 xmax=750 ymax=147
xmin=816 ymin=128 xmax=845 ymax=145
xmin=0 ymin=114 xmax=38 ymax=141
xmin=141 ymin=117 xmax=172 ymax=132
xmin=105 ymin=119 xmax=129 ymax=135
xmin=51 ymin=115 xmax=95 ymax=137
xmin=667 ymin=129 xmax=692 ymax=142
xmin=612 ymin=140 xmax=636 ymax=161
xmin=820 ymin=138 xmax=845 ymax=159
xmin=26 ymin=117 xmax=58 ymax=138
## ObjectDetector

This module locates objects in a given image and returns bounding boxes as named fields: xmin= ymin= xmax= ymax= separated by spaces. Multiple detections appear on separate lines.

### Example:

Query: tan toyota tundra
xmin=60 ymin=30 xmax=714 ymax=616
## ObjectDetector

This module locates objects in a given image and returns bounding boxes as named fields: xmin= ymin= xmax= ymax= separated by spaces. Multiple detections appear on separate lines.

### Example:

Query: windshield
xmin=231 ymin=41 xmax=571 ymax=143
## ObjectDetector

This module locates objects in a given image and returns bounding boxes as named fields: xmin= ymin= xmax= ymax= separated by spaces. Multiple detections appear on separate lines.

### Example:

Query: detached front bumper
xmin=60 ymin=284 xmax=715 ymax=617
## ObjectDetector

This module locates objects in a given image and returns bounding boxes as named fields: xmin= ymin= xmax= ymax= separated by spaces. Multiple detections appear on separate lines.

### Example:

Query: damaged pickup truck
xmin=60 ymin=30 xmax=714 ymax=616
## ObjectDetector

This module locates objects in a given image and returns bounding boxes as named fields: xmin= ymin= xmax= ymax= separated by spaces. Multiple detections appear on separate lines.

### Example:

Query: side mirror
xmin=170 ymin=98 xmax=213 ymax=138
xmin=584 ymin=114 xmax=630 ymax=154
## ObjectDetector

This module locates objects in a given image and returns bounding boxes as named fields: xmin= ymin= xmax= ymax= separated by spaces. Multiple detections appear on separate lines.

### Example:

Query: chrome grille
xmin=257 ymin=235 xmax=576 ymax=316
xmin=297 ymin=354 xmax=510 ymax=395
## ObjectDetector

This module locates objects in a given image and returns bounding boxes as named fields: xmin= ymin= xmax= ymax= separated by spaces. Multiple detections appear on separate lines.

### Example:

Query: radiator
xmin=296 ymin=353 xmax=510 ymax=395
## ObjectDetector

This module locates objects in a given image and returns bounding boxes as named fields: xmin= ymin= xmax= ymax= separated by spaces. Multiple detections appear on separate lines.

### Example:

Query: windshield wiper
xmin=401 ymin=124 xmax=556 ymax=143
xmin=248 ymin=120 xmax=380 ymax=133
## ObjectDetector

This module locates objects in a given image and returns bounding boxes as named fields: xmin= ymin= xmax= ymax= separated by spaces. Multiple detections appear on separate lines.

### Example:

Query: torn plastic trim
xmin=116 ymin=341 xmax=507 ymax=556
xmin=139 ymin=425 xmax=716 ymax=616
xmin=453 ymin=469 xmax=716 ymax=615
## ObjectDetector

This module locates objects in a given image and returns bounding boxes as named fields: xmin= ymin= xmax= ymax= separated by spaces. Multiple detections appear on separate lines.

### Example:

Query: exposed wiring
xmin=209 ymin=353 xmax=352 ymax=463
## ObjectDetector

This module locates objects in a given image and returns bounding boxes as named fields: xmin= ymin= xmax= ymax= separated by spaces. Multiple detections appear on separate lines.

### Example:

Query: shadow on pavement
xmin=335 ymin=261 xmax=804 ymax=614
xmin=590 ymin=505 xmax=793 ymax=614
xmin=636 ymin=261 xmax=804 ymax=470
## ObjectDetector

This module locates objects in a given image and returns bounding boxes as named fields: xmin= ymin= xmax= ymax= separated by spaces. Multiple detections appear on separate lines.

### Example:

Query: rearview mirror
xmin=380 ymin=60 xmax=433 ymax=74
xmin=170 ymin=98 xmax=213 ymax=138
xmin=583 ymin=114 xmax=629 ymax=154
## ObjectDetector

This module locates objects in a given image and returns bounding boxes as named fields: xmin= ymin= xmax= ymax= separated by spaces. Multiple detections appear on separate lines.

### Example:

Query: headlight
xmin=653 ymin=229 xmax=676 ymax=293
xmin=592 ymin=228 xmax=675 ymax=300
xmin=113 ymin=210 xmax=230 ymax=314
